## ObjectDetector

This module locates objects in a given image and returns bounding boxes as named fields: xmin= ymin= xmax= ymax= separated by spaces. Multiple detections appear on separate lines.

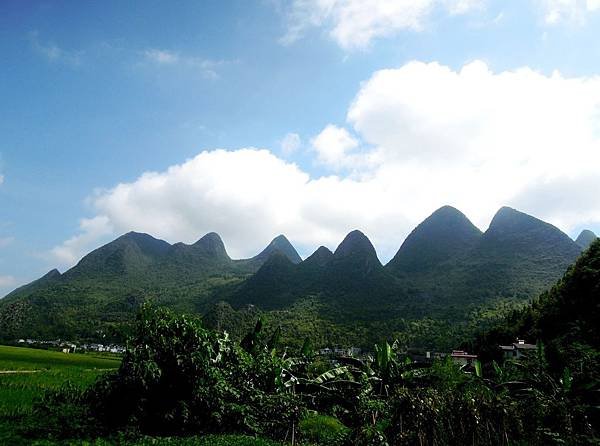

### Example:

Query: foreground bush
xmin=90 ymin=305 xmax=301 ymax=438
xmin=26 ymin=303 xmax=599 ymax=445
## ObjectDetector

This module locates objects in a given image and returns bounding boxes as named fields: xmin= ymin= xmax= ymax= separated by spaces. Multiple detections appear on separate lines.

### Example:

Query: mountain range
xmin=0 ymin=206 xmax=596 ymax=347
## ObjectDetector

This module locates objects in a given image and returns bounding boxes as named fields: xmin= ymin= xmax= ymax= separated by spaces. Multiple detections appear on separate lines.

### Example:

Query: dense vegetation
xmin=1 ymin=206 xmax=592 ymax=352
xmin=2 ymin=239 xmax=596 ymax=444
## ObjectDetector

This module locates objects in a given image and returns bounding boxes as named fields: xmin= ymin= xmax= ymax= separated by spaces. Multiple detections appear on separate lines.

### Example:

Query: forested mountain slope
xmin=0 ymin=206 xmax=586 ymax=346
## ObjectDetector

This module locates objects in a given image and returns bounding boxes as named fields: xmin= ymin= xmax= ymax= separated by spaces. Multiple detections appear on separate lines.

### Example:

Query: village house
xmin=449 ymin=350 xmax=478 ymax=366
xmin=499 ymin=339 xmax=537 ymax=359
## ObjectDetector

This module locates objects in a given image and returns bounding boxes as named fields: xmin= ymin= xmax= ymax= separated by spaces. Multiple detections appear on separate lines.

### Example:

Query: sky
xmin=2 ymin=0 xmax=600 ymax=296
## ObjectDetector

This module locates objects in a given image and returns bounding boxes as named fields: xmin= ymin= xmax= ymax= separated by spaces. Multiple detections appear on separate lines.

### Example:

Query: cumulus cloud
xmin=50 ymin=216 xmax=114 ymax=267
xmin=280 ymin=132 xmax=302 ymax=156
xmin=511 ymin=175 xmax=600 ymax=230
xmin=311 ymin=125 xmax=362 ymax=169
xmin=538 ymin=0 xmax=600 ymax=24
xmin=335 ymin=60 xmax=600 ymax=231
xmin=280 ymin=0 xmax=484 ymax=49
xmin=51 ymin=60 xmax=600 ymax=267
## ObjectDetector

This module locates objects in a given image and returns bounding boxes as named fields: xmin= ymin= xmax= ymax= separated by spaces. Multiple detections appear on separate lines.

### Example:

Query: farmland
xmin=0 ymin=345 xmax=120 ymax=444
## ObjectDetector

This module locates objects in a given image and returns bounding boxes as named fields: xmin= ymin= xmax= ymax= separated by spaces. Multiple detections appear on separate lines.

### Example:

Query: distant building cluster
xmin=406 ymin=349 xmax=479 ymax=366
xmin=16 ymin=338 xmax=125 ymax=354
xmin=318 ymin=346 xmax=362 ymax=357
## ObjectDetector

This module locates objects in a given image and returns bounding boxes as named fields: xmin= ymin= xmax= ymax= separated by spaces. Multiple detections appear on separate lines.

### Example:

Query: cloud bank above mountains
xmin=51 ymin=60 xmax=600 ymax=267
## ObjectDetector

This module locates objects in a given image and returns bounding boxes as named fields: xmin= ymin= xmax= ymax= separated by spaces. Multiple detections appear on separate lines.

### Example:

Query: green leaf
xmin=474 ymin=359 xmax=482 ymax=378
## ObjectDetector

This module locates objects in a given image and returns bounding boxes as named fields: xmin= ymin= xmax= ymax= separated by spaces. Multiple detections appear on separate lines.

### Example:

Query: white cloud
xmin=341 ymin=60 xmax=600 ymax=231
xmin=144 ymin=49 xmax=180 ymax=64
xmin=50 ymin=216 xmax=114 ymax=267
xmin=281 ymin=0 xmax=484 ymax=49
xmin=311 ymin=124 xmax=362 ymax=169
xmin=28 ymin=31 xmax=83 ymax=65
xmin=0 ymin=174 xmax=4 ymax=185
xmin=510 ymin=175 xmax=600 ymax=230
xmin=280 ymin=132 xmax=302 ymax=156
xmin=142 ymin=48 xmax=228 ymax=79
xmin=52 ymin=60 xmax=600 ymax=266
xmin=538 ymin=0 xmax=600 ymax=24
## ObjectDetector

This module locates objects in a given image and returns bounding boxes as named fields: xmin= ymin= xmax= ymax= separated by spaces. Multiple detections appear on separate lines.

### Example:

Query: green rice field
xmin=0 ymin=344 xmax=120 ymax=417
xmin=0 ymin=344 xmax=120 ymax=444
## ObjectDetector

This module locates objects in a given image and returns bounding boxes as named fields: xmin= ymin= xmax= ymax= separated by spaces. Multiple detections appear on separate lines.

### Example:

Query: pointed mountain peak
xmin=253 ymin=235 xmax=302 ymax=264
xmin=423 ymin=206 xmax=480 ymax=229
xmin=334 ymin=230 xmax=379 ymax=261
xmin=486 ymin=207 xmax=579 ymax=245
xmin=575 ymin=229 xmax=597 ymax=249
xmin=481 ymin=206 xmax=581 ymax=259
xmin=487 ymin=206 xmax=565 ymax=236
xmin=42 ymin=269 xmax=62 ymax=280
xmin=303 ymin=246 xmax=333 ymax=267
xmin=120 ymin=231 xmax=156 ymax=242
xmin=195 ymin=232 xmax=223 ymax=244
xmin=192 ymin=232 xmax=229 ymax=259
xmin=488 ymin=206 xmax=533 ymax=230
xmin=387 ymin=205 xmax=481 ymax=274
xmin=431 ymin=205 xmax=466 ymax=217
xmin=117 ymin=231 xmax=172 ymax=253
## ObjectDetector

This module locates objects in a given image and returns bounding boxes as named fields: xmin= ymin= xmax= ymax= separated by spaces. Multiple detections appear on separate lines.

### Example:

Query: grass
xmin=0 ymin=345 xmax=120 ymax=417
xmin=0 ymin=344 xmax=121 ymax=445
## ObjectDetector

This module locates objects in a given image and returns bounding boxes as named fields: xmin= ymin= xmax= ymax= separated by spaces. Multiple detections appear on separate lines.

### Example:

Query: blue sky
xmin=2 ymin=0 xmax=600 ymax=296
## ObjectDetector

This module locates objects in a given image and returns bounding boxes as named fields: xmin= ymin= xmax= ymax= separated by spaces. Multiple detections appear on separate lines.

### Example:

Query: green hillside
xmin=576 ymin=229 xmax=598 ymax=249
xmin=386 ymin=205 xmax=483 ymax=275
xmin=0 ymin=232 xmax=302 ymax=341
xmin=473 ymin=237 xmax=600 ymax=368
xmin=387 ymin=206 xmax=582 ymax=304
xmin=0 ymin=206 xmax=586 ymax=349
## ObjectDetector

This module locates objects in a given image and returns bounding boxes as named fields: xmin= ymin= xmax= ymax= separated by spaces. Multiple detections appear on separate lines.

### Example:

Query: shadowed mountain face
xmin=385 ymin=206 xmax=582 ymax=303
xmin=387 ymin=206 xmax=482 ymax=275
xmin=576 ymin=229 xmax=598 ymax=249
xmin=329 ymin=230 xmax=383 ymax=277
xmin=232 ymin=230 xmax=399 ymax=314
xmin=462 ymin=207 xmax=582 ymax=299
xmin=477 ymin=207 xmax=581 ymax=260
xmin=239 ymin=235 xmax=302 ymax=270
xmin=0 ymin=206 xmax=588 ymax=343
xmin=190 ymin=232 xmax=230 ymax=259
xmin=302 ymin=246 xmax=333 ymax=268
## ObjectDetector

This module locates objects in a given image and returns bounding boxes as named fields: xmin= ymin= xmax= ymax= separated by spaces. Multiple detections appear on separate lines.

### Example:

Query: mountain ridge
xmin=0 ymin=206 xmax=588 ymax=346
